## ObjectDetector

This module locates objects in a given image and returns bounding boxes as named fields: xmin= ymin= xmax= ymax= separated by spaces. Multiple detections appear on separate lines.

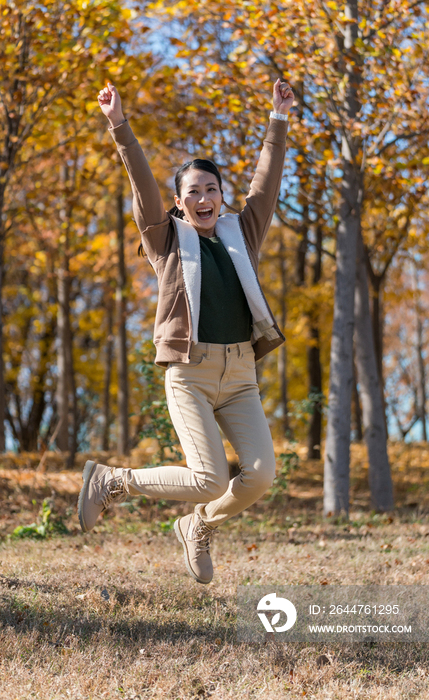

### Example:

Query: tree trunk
xmin=307 ymin=222 xmax=323 ymax=459
xmin=278 ymin=232 xmax=290 ymax=435
xmin=24 ymin=319 xmax=56 ymax=451
xmin=296 ymin=205 xmax=308 ymax=286
xmin=295 ymin=79 xmax=308 ymax=290
xmin=417 ymin=316 xmax=427 ymax=441
xmin=56 ymin=264 xmax=70 ymax=452
xmin=354 ymin=231 xmax=393 ymax=511
xmin=56 ymin=165 xmax=77 ymax=465
xmin=352 ymin=363 xmax=363 ymax=442
xmin=323 ymin=0 xmax=361 ymax=516
xmin=371 ymin=277 xmax=384 ymax=390
xmin=294 ymin=78 xmax=324 ymax=454
xmin=101 ymin=293 xmax=114 ymax=451
xmin=0 ymin=13 xmax=36 ymax=451
xmin=116 ymin=183 xmax=129 ymax=456
xmin=369 ymin=273 xmax=393 ymax=438
xmin=414 ymin=266 xmax=427 ymax=441
xmin=0 ymin=188 xmax=5 ymax=452
xmin=307 ymin=329 xmax=322 ymax=459
xmin=66 ymin=317 xmax=78 ymax=468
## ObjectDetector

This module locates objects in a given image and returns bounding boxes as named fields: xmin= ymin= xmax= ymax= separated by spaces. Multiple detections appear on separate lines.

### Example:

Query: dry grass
xmin=1 ymin=443 xmax=429 ymax=699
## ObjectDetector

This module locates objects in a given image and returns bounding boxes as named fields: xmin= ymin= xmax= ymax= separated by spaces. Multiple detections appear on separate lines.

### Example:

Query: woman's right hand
xmin=98 ymin=83 xmax=125 ymax=127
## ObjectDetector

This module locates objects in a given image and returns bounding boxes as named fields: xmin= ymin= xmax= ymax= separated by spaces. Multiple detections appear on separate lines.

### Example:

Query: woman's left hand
xmin=273 ymin=79 xmax=294 ymax=114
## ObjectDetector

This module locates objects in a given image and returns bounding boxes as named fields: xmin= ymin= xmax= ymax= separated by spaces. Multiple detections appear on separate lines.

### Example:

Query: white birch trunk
xmin=323 ymin=0 xmax=360 ymax=515
xmin=323 ymin=169 xmax=359 ymax=515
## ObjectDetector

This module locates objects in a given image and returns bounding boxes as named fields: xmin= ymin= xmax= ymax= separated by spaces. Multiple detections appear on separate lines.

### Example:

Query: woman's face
xmin=174 ymin=169 xmax=223 ymax=231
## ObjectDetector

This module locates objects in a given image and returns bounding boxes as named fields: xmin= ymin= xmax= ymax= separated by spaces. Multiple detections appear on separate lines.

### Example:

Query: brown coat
xmin=108 ymin=118 xmax=288 ymax=367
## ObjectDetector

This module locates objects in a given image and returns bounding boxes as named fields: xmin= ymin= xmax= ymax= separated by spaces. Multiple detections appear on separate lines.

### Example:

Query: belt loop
xmin=206 ymin=343 xmax=211 ymax=360
xmin=238 ymin=342 xmax=243 ymax=359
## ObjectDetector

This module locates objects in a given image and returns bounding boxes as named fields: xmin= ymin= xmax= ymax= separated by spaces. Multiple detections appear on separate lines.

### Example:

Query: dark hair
xmin=138 ymin=159 xmax=239 ymax=257
xmin=168 ymin=159 xmax=223 ymax=220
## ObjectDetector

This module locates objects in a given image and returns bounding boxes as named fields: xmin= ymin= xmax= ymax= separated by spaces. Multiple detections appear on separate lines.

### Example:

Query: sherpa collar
xmin=172 ymin=213 xmax=278 ymax=345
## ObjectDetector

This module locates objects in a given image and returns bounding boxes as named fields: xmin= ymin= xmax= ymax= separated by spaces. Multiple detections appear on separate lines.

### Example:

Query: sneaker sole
xmin=173 ymin=518 xmax=211 ymax=585
xmin=77 ymin=460 xmax=97 ymax=533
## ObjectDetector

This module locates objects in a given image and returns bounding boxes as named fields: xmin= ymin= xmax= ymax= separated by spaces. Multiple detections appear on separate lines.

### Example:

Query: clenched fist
xmin=98 ymin=83 xmax=125 ymax=127
xmin=273 ymin=79 xmax=294 ymax=115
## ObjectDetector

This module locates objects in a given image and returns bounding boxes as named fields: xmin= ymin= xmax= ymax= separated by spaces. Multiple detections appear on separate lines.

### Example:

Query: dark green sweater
xmin=198 ymin=235 xmax=252 ymax=344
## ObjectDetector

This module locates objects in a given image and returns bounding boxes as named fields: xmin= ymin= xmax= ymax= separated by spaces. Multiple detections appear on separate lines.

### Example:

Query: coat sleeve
xmin=239 ymin=117 xmax=288 ymax=256
xmin=108 ymin=120 xmax=173 ymax=261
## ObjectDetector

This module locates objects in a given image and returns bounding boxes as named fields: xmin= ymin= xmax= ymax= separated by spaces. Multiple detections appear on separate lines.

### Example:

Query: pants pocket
xmin=168 ymin=353 xmax=206 ymax=369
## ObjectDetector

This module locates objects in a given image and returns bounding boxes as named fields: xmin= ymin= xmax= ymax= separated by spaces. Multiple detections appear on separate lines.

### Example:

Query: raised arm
xmin=240 ymin=80 xmax=294 ymax=255
xmin=98 ymin=84 xmax=170 ymax=259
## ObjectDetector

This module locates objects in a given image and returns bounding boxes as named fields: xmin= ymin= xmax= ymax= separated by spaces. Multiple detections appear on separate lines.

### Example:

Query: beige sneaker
xmin=78 ymin=460 xmax=128 ymax=533
xmin=174 ymin=512 xmax=216 ymax=584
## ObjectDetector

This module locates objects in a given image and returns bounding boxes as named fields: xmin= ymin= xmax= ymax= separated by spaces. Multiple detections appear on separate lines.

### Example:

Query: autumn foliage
xmin=1 ymin=0 xmax=429 ymax=475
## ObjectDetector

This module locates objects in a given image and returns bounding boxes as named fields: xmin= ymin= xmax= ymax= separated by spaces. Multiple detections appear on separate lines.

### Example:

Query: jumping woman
xmin=78 ymin=79 xmax=294 ymax=584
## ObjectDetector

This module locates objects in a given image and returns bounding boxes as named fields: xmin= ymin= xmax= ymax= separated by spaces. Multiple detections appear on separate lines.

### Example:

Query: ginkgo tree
xmin=144 ymin=0 xmax=429 ymax=512
xmin=1 ymin=0 xmax=155 ymax=455
xmin=2 ymin=0 xmax=429 ymax=479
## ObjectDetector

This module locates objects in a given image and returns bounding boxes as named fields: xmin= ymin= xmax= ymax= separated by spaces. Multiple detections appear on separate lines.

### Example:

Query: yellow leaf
xmin=85 ymin=101 xmax=99 ymax=113
xmin=35 ymin=251 xmax=46 ymax=264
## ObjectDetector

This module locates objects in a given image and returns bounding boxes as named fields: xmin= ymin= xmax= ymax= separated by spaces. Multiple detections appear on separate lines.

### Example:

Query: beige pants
xmin=125 ymin=341 xmax=276 ymax=527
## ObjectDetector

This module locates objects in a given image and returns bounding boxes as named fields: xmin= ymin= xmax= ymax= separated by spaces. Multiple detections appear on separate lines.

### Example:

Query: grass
xmin=1 ymin=443 xmax=429 ymax=698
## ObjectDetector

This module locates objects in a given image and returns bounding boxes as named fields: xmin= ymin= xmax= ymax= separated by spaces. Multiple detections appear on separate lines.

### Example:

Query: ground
xmin=1 ymin=442 xmax=429 ymax=699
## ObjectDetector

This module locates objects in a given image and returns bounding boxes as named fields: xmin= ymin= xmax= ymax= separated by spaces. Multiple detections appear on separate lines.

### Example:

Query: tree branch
xmin=377 ymin=128 xmax=429 ymax=156
xmin=363 ymin=0 xmax=427 ymax=43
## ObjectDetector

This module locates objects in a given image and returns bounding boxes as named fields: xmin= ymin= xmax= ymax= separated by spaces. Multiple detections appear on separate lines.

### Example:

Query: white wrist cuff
xmin=270 ymin=111 xmax=289 ymax=121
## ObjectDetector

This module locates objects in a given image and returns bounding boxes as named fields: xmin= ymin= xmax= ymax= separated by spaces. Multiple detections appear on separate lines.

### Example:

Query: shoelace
xmin=191 ymin=518 xmax=216 ymax=554
xmin=101 ymin=476 xmax=126 ymax=510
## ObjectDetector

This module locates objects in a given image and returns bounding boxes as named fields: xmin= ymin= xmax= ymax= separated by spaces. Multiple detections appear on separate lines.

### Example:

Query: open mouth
xmin=196 ymin=208 xmax=213 ymax=221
